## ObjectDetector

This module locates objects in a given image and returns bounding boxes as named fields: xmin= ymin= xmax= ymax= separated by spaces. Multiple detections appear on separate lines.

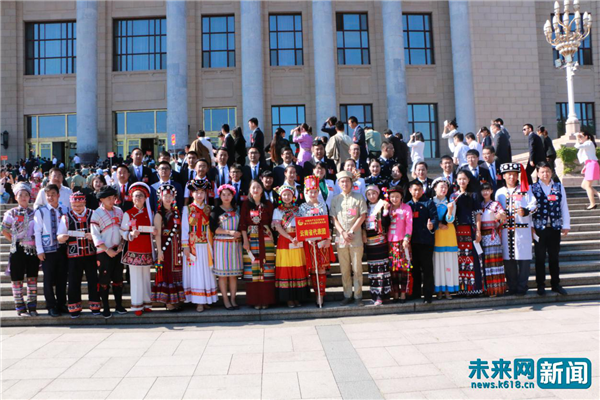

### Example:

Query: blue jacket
xmin=407 ymin=197 xmax=439 ymax=246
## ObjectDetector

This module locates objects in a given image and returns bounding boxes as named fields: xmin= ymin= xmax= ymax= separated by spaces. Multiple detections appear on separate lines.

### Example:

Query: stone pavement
xmin=1 ymin=301 xmax=598 ymax=400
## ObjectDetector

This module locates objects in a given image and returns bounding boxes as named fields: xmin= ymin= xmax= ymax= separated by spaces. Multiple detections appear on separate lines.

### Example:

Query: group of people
xmin=1 ymin=114 xmax=599 ymax=319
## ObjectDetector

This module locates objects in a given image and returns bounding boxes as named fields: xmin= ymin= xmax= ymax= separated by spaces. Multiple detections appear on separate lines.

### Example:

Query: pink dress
xmin=293 ymin=132 xmax=313 ymax=167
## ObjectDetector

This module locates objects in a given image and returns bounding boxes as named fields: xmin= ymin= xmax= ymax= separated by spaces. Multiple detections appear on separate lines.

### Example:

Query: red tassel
xmin=519 ymin=164 xmax=529 ymax=193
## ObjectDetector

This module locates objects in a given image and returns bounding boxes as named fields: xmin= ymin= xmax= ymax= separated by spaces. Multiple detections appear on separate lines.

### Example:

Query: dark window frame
xmin=339 ymin=104 xmax=373 ymax=135
xmin=25 ymin=21 xmax=76 ymax=75
xmin=402 ymin=13 xmax=435 ymax=65
xmin=113 ymin=17 xmax=167 ymax=72
xmin=269 ymin=14 xmax=304 ymax=67
xmin=202 ymin=15 xmax=236 ymax=68
xmin=556 ymin=102 xmax=596 ymax=136
xmin=407 ymin=103 xmax=439 ymax=158
xmin=551 ymin=14 xmax=593 ymax=65
xmin=336 ymin=13 xmax=370 ymax=65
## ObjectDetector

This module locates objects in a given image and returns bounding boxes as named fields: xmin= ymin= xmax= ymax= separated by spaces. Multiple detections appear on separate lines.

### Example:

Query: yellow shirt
xmin=330 ymin=191 xmax=367 ymax=248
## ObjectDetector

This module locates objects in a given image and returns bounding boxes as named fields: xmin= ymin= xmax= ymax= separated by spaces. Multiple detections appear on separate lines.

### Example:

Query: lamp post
xmin=543 ymin=0 xmax=592 ymax=138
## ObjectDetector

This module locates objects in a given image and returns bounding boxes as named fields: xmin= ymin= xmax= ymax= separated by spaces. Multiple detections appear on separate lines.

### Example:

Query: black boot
xmin=99 ymin=287 xmax=112 ymax=319
xmin=113 ymin=284 xmax=127 ymax=314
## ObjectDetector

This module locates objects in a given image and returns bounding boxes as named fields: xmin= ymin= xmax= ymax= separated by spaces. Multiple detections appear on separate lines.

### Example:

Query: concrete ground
xmin=1 ymin=301 xmax=598 ymax=400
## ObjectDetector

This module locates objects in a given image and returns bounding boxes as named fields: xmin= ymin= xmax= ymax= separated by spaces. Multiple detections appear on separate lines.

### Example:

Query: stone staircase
xmin=1 ymin=186 xmax=599 ymax=326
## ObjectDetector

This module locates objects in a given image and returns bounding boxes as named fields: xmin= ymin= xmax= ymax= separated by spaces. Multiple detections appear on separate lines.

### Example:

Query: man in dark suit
xmin=491 ymin=123 xmax=511 ymax=166
xmin=128 ymin=148 xmax=158 ymax=186
xmin=152 ymin=161 xmax=184 ymax=210
xmin=348 ymin=143 xmax=369 ymax=178
xmin=378 ymin=140 xmax=399 ymax=177
xmin=459 ymin=149 xmax=493 ymax=195
xmin=222 ymin=124 xmax=236 ymax=167
xmin=524 ymin=123 xmax=546 ymax=184
xmin=407 ymin=161 xmax=434 ymax=201
xmin=348 ymin=116 xmax=368 ymax=163
xmin=302 ymin=139 xmax=337 ymax=181
xmin=208 ymin=148 xmax=231 ymax=189
xmin=242 ymin=146 xmax=271 ymax=188
xmin=273 ymin=147 xmax=304 ymax=187
xmin=178 ymin=151 xmax=198 ymax=188
xmin=114 ymin=164 xmax=134 ymax=212
xmin=383 ymin=129 xmax=409 ymax=170
xmin=229 ymin=164 xmax=249 ymax=203
xmin=248 ymin=117 xmax=266 ymax=163
xmin=482 ymin=145 xmax=504 ymax=190
xmin=439 ymin=155 xmax=458 ymax=198
xmin=156 ymin=151 xmax=181 ymax=184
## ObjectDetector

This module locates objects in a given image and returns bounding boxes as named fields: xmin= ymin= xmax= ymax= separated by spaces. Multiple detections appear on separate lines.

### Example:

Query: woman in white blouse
xmin=407 ymin=132 xmax=426 ymax=176
xmin=574 ymin=131 xmax=600 ymax=210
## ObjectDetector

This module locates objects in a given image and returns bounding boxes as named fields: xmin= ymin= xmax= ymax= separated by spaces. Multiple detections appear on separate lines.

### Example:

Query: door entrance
xmin=52 ymin=142 xmax=66 ymax=165
xmin=141 ymin=138 xmax=155 ymax=159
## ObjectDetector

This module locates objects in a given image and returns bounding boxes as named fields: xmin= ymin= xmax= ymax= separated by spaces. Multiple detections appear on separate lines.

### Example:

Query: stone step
xmin=1 ymin=271 xmax=598 ymax=311
xmin=2 ymin=285 xmax=598 ymax=327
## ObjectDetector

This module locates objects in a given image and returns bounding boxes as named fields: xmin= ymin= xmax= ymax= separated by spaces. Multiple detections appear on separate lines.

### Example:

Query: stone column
xmin=166 ymin=0 xmax=188 ymax=151
xmin=449 ymin=0 xmax=476 ymax=134
xmin=382 ymin=0 xmax=409 ymax=136
xmin=76 ymin=0 xmax=98 ymax=163
xmin=241 ymin=1 xmax=264 ymax=142
xmin=312 ymin=0 xmax=337 ymax=136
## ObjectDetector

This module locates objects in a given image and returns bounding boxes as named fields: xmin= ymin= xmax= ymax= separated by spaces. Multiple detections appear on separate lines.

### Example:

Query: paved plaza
xmin=1 ymin=301 xmax=599 ymax=400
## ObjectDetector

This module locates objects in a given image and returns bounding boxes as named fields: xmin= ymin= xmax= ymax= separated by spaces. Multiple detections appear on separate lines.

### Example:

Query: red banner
xmin=171 ymin=134 xmax=176 ymax=146
xmin=107 ymin=152 xmax=115 ymax=158
xmin=0 ymin=155 xmax=7 ymax=161
xmin=296 ymin=215 xmax=330 ymax=241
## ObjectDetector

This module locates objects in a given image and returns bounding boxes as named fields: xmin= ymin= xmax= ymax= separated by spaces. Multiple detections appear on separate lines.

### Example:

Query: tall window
xmin=26 ymin=114 xmax=76 ymax=139
xmin=272 ymin=105 xmax=306 ymax=140
xmin=269 ymin=15 xmax=303 ymax=66
xmin=336 ymin=13 xmax=370 ymax=65
xmin=339 ymin=104 xmax=373 ymax=134
xmin=552 ymin=14 xmax=593 ymax=65
xmin=114 ymin=18 xmax=166 ymax=72
xmin=25 ymin=22 xmax=76 ymax=75
xmin=202 ymin=16 xmax=235 ymax=68
xmin=403 ymin=14 xmax=434 ymax=65
xmin=203 ymin=107 xmax=236 ymax=144
xmin=408 ymin=104 xmax=438 ymax=158
xmin=114 ymin=110 xmax=167 ymax=135
xmin=556 ymin=102 xmax=596 ymax=136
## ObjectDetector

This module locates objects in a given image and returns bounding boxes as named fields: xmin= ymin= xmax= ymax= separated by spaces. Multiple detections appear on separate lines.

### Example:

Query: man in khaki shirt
xmin=330 ymin=171 xmax=367 ymax=306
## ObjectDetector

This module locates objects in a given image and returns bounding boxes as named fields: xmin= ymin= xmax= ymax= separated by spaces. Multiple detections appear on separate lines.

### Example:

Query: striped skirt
xmin=366 ymin=235 xmax=391 ymax=299
xmin=243 ymin=229 xmax=276 ymax=306
xmin=213 ymin=236 xmax=244 ymax=277
xmin=481 ymin=229 xmax=507 ymax=296
xmin=275 ymin=232 xmax=309 ymax=302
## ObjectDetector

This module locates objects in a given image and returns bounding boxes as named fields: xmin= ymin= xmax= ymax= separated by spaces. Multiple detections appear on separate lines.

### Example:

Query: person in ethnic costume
xmin=531 ymin=161 xmax=570 ymax=296
xmin=121 ymin=182 xmax=156 ymax=316
xmin=272 ymin=184 xmax=309 ymax=307
xmin=495 ymin=163 xmax=537 ymax=295
xmin=431 ymin=178 xmax=459 ymax=300
xmin=298 ymin=176 xmax=334 ymax=307
xmin=57 ymin=191 xmax=99 ymax=318
xmin=480 ymin=182 xmax=507 ymax=297
xmin=1 ymin=183 xmax=38 ymax=317
xmin=387 ymin=185 xmax=413 ymax=303
xmin=152 ymin=183 xmax=185 ymax=311
xmin=182 ymin=179 xmax=219 ymax=312
xmin=450 ymin=170 xmax=483 ymax=296
xmin=91 ymin=186 xmax=126 ymax=318
xmin=210 ymin=184 xmax=244 ymax=310
xmin=362 ymin=184 xmax=391 ymax=306
xmin=240 ymin=180 xmax=277 ymax=310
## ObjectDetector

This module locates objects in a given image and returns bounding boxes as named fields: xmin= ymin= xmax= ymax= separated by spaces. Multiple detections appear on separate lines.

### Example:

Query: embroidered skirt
xmin=366 ymin=234 xmax=391 ymax=299
xmin=183 ymin=243 xmax=218 ymax=304
xmin=275 ymin=232 xmax=309 ymax=302
xmin=213 ymin=237 xmax=244 ymax=277
xmin=456 ymin=224 xmax=483 ymax=295
xmin=389 ymin=241 xmax=412 ymax=295
xmin=243 ymin=228 xmax=276 ymax=306
xmin=481 ymin=228 xmax=507 ymax=296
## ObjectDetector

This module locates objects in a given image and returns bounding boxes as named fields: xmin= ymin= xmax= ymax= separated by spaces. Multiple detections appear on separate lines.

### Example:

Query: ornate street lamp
xmin=543 ymin=0 xmax=592 ymax=137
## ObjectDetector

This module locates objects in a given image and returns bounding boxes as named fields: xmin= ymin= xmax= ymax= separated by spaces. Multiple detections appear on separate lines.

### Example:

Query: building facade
xmin=0 ymin=0 xmax=598 ymax=165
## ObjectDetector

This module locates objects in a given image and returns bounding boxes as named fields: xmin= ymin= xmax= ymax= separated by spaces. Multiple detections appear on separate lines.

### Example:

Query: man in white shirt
xmin=466 ymin=132 xmax=483 ymax=156
xmin=73 ymin=154 xmax=81 ymax=168
xmin=34 ymin=184 xmax=68 ymax=317
xmin=452 ymin=133 xmax=469 ymax=167
xmin=441 ymin=119 xmax=459 ymax=153
xmin=34 ymin=167 xmax=72 ymax=211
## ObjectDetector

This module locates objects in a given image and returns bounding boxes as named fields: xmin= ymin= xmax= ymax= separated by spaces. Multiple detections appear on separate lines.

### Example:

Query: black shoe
xmin=400 ymin=299 xmax=406 ymax=304
xmin=59 ymin=306 xmax=69 ymax=314
xmin=70 ymin=313 xmax=80 ymax=319
xmin=115 ymin=306 xmax=128 ymax=315
xmin=48 ymin=308 xmax=60 ymax=317
xmin=102 ymin=309 xmax=112 ymax=319
xmin=423 ymin=299 xmax=433 ymax=304
xmin=91 ymin=311 xmax=102 ymax=316
xmin=537 ymin=287 xmax=546 ymax=296
xmin=340 ymin=297 xmax=354 ymax=306
xmin=515 ymin=291 xmax=527 ymax=296
xmin=552 ymin=286 xmax=568 ymax=295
